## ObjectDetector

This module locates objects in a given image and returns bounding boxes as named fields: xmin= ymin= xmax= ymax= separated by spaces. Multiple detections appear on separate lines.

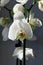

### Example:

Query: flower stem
xmin=15 ymin=40 xmax=22 ymax=65
xmin=20 ymin=60 xmax=22 ymax=65
xmin=4 ymin=6 xmax=13 ymax=20
xmin=28 ymin=4 xmax=34 ymax=11
xmin=23 ymin=39 xmax=26 ymax=65
xmin=16 ymin=58 xmax=18 ymax=65
xmin=28 ymin=0 xmax=37 ymax=11
xmin=18 ymin=40 xmax=22 ymax=65
xmin=26 ymin=1 xmax=37 ymax=22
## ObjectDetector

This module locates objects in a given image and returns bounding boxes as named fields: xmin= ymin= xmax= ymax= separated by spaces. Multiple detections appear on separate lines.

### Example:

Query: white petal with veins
xmin=2 ymin=25 xmax=9 ymax=41
xmin=13 ymin=47 xmax=34 ymax=60
xmin=8 ymin=20 xmax=21 ymax=41
xmin=0 ymin=0 xmax=10 ymax=6
xmin=29 ymin=12 xmax=42 ymax=27
xmin=13 ymin=11 xmax=25 ymax=20
xmin=16 ymin=0 xmax=28 ymax=5
xmin=29 ymin=18 xmax=42 ymax=27
xmin=38 ymin=0 xmax=43 ymax=11
xmin=13 ymin=4 xmax=25 ymax=14
xmin=2 ymin=24 xmax=11 ymax=41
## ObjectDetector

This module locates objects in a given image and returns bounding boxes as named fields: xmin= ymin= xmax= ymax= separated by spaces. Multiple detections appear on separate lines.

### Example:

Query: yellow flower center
xmin=17 ymin=31 xmax=26 ymax=40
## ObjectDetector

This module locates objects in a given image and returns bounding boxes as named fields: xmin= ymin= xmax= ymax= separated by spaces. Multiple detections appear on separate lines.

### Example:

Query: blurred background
xmin=0 ymin=0 xmax=43 ymax=65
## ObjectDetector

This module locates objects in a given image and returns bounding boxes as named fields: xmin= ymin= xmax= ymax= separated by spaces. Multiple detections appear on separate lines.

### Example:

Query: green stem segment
xmin=18 ymin=40 xmax=22 ymax=65
xmin=15 ymin=40 xmax=22 ymax=65
xmin=28 ymin=0 xmax=37 ymax=11
xmin=16 ymin=58 xmax=22 ymax=65
xmin=27 ymin=1 xmax=37 ymax=22
xmin=16 ymin=58 xmax=18 ymax=65
xmin=20 ymin=60 xmax=22 ymax=65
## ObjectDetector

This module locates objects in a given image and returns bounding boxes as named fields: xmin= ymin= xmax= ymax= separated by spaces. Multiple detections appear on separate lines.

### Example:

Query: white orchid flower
xmin=13 ymin=47 xmax=34 ymax=60
xmin=8 ymin=11 xmax=33 ymax=42
xmin=0 ymin=0 xmax=10 ymax=6
xmin=29 ymin=12 xmax=42 ymax=27
xmin=8 ymin=19 xmax=33 ymax=42
xmin=38 ymin=0 xmax=43 ymax=11
xmin=13 ymin=4 xmax=25 ymax=14
xmin=16 ymin=0 xmax=28 ymax=5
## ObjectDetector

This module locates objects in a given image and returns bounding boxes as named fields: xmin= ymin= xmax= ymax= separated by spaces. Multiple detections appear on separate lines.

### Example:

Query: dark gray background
xmin=0 ymin=0 xmax=43 ymax=65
